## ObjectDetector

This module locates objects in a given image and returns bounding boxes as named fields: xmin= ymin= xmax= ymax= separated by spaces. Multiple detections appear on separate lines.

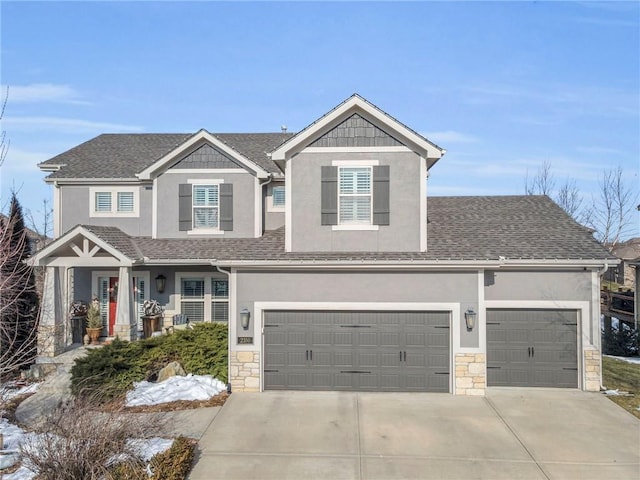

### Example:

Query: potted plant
xmin=85 ymin=298 xmax=103 ymax=344
xmin=142 ymin=299 xmax=164 ymax=338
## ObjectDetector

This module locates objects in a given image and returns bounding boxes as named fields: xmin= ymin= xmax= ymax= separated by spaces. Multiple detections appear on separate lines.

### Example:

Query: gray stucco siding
xmin=156 ymin=171 xmax=256 ymax=238
xmin=484 ymin=270 xmax=592 ymax=302
xmin=290 ymin=151 xmax=422 ymax=252
xmin=236 ymin=269 xmax=479 ymax=348
xmin=59 ymin=185 xmax=152 ymax=236
xmin=264 ymin=182 xmax=285 ymax=231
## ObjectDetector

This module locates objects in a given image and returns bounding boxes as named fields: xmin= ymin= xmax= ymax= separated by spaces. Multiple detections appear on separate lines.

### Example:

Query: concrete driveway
xmin=188 ymin=389 xmax=639 ymax=480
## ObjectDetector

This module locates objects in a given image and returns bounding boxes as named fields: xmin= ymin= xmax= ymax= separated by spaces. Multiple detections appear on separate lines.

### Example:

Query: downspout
xmin=595 ymin=261 xmax=610 ymax=391
xmin=213 ymin=264 xmax=233 ymax=394
xmin=258 ymin=174 xmax=274 ymax=237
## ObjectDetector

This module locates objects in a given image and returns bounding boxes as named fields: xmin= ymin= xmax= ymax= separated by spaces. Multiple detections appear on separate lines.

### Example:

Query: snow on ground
xmin=604 ymin=355 xmax=640 ymax=365
xmin=0 ymin=418 xmax=173 ymax=480
xmin=126 ymin=374 xmax=226 ymax=407
xmin=0 ymin=383 xmax=39 ymax=403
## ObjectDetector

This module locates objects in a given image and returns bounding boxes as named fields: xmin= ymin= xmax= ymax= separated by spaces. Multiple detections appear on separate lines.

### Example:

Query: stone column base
xmin=455 ymin=353 xmax=486 ymax=396
xmin=37 ymin=324 xmax=66 ymax=357
xmin=113 ymin=324 xmax=135 ymax=342
xmin=584 ymin=348 xmax=601 ymax=392
xmin=230 ymin=351 xmax=260 ymax=392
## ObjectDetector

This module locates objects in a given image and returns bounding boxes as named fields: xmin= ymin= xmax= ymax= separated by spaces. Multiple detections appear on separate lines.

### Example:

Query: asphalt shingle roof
xmin=39 ymin=132 xmax=294 ymax=179
xmin=75 ymin=196 xmax=615 ymax=264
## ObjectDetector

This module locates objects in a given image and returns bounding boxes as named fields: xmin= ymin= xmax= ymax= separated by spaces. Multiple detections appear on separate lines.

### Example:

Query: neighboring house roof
xmin=41 ymin=196 xmax=615 ymax=265
xmin=608 ymin=237 xmax=640 ymax=262
xmin=38 ymin=132 xmax=294 ymax=179
xmin=0 ymin=213 xmax=49 ymax=251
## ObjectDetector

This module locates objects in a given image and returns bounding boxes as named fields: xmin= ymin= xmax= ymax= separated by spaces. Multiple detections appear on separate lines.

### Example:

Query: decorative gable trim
xmin=309 ymin=113 xmax=403 ymax=148
xmin=270 ymin=95 xmax=446 ymax=168
xmin=171 ymin=143 xmax=244 ymax=170
xmin=30 ymin=225 xmax=133 ymax=267
xmin=137 ymin=130 xmax=270 ymax=180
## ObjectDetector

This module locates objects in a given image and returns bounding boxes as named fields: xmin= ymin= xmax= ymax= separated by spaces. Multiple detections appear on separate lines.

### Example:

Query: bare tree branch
xmin=524 ymin=160 xmax=555 ymax=196
xmin=0 ymin=86 xmax=8 ymax=169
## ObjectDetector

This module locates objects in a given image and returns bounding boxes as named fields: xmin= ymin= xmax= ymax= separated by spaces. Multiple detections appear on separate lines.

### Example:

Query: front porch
xmin=31 ymin=226 xmax=231 ymax=358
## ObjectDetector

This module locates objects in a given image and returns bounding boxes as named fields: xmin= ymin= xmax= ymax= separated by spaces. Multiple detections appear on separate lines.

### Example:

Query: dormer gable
xmin=137 ymin=129 xmax=270 ymax=180
xmin=271 ymin=94 xmax=445 ymax=168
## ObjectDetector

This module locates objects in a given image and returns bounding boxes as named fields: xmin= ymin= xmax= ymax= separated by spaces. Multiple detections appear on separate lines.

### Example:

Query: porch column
xmin=38 ymin=266 xmax=66 ymax=357
xmin=115 ymin=266 xmax=135 ymax=341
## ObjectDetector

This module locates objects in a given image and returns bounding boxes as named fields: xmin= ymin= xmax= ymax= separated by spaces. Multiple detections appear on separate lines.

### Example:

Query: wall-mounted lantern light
xmin=240 ymin=308 xmax=251 ymax=330
xmin=155 ymin=274 xmax=167 ymax=294
xmin=464 ymin=308 xmax=477 ymax=330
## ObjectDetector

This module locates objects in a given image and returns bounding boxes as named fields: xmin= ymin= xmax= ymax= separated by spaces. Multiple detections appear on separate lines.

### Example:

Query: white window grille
xmin=193 ymin=185 xmax=219 ymax=229
xmin=338 ymin=167 xmax=372 ymax=224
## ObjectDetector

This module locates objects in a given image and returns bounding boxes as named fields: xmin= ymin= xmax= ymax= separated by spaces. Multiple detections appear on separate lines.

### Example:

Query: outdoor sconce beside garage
xmin=155 ymin=274 xmax=166 ymax=294
xmin=464 ymin=308 xmax=477 ymax=330
xmin=240 ymin=308 xmax=251 ymax=330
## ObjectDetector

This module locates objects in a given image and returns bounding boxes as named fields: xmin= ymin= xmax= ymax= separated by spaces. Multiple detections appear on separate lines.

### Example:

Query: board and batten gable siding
xmin=171 ymin=143 xmax=246 ymax=170
xmin=290 ymin=151 xmax=422 ymax=252
xmin=156 ymin=170 xmax=255 ymax=238
xmin=234 ymin=270 xmax=479 ymax=349
xmin=59 ymin=184 xmax=152 ymax=236
xmin=308 ymin=113 xmax=404 ymax=148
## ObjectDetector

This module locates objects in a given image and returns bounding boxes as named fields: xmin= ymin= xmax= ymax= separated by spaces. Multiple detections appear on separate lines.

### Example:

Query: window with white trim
xmin=180 ymin=278 xmax=205 ymax=322
xmin=117 ymin=192 xmax=134 ymax=212
xmin=178 ymin=275 xmax=228 ymax=323
xmin=193 ymin=184 xmax=219 ymax=229
xmin=90 ymin=187 xmax=139 ymax=217
xmin=272 ymin=186 xmax=285 ymax=207
xmin=338 ymin=166 xmax=372 ymax=224
xmin=211 ymin=279 xmax=229 ymax=323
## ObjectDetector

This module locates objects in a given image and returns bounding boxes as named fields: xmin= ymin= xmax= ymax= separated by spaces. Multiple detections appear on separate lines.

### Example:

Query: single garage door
xmin=264 ymin=310 xmax=450 ymax=392
xmin=487 ymin=309 xmax=578 ymax=388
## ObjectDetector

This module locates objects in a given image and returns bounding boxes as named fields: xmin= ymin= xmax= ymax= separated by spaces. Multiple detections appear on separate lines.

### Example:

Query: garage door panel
xmin=487 ymin=309 xmax=578 ymax=388
xmin=264 ymin=310 xmax=451 ymax=392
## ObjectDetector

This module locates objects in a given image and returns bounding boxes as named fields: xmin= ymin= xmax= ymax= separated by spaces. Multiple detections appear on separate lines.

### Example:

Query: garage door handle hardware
xmin=528 ymin=347 xmax=531 ymax=357
xmin=264 ymin=369 xmax=279 ymax=373
xmin=264 ymin=324 xmax=279 ymax=327
xmin=403 ymin=351 xmax=407 ymax=362
xmin=310 ymin=350 xmax=313 ymax=360
xmin=306 ymin=350 xmax=313 ymax=361
xmin=399 ymin=351 xmax=407 ymax=362
xmin=486 ymin=366 xmax=501 ymax=369
xmin=434 ymin=372 xmax=449 ymax=375
xmin=434 ymin=326 xmax=450 ymax=329
xmin=531 ymin=347 xmax=534 ymax=356
xmin=563 ymin=323 xmax=578 ymax=326
xmin=486 ymin=322 xmax=501 ymax=325
xmin=563 ymin=367 xmax=578 ymax=371
xmin=339 ymin=325 xmax=372 ymax=328
xmin=340 ymin=370 xmax=371 ymax=374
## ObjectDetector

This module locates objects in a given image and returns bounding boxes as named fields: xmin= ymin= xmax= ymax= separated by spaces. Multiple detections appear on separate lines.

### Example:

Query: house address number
xmin=237 ymin=336 xmax=253 ymax=344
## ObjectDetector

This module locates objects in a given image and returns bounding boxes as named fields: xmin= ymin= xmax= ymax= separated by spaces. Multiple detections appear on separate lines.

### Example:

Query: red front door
xmin=108 ymin=277 xmax=118 ymax=336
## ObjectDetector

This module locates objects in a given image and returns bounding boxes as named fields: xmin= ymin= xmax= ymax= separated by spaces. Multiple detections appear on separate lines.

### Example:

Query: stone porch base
xmin=230 ymin=351 xmax=260 ymax=392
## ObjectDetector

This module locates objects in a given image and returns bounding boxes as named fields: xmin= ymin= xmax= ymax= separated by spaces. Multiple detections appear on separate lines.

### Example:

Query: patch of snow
xmin=2 ymin=465 xmax=35 ymax=480
xmin=0 ymin=418 xmax=28 ymax=450
xmin=604 ymin=389 xmax=620 ymax=396
xmin=126 ymin=374 xmax=226 ymax=407
xmin=604 ymin=355 xmax=640 ymax=365
xmin=128 ymin=437 xmax=174 ymax=462
xmin=0 ymin=383 xmax=39 ymax=403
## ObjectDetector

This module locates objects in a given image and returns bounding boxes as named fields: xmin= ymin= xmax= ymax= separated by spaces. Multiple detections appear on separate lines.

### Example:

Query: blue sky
xmin=1 ymin=1 xmax=638 ymax=236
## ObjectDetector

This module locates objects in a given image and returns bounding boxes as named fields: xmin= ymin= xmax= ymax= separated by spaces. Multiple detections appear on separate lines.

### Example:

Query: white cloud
xmin=4 ymin=116 xmax=144 ymax=133
xmin=424 ymin=130 xmax=479 ymax=144
xmin=4 ymin=83 xmax=91 ymax=105
xmin=1 ymin=148 xmax=53 ymax=172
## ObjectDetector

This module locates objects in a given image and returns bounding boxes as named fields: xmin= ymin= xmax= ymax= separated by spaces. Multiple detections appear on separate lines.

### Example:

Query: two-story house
xmin=32 ymin=95 xmax=616 ymax=395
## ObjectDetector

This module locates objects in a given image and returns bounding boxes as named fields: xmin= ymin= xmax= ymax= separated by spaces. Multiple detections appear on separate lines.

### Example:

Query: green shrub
xmin=71 ymin=323 xmax=228 ymax=403
xmin=148 ymin=436 xmax=196 ymax=480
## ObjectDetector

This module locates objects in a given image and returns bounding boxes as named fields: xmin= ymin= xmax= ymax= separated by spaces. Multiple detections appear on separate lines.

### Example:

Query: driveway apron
xmin=188 ymin=389 xmax=639 ymax=480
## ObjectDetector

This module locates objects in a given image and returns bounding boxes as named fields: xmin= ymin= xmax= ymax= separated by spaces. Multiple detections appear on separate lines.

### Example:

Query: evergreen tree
xmin=0 ymin=193 xmax=39 ymax=377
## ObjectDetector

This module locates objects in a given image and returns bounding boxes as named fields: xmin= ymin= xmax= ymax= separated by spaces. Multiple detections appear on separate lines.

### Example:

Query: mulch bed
xmin=101 ymin=392 xmax=229 ymax=413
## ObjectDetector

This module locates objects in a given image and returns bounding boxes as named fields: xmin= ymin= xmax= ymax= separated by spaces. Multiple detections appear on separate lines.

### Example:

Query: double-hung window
xmin=179 ymin=275 xmax=229 ymax=323
xmin=193 ymin=184 xmax=219 ymax=229
xmin=338 ymin=167 xmax=372 ymax=224
xmin=180 ymin=278 xmax=205 ymax=323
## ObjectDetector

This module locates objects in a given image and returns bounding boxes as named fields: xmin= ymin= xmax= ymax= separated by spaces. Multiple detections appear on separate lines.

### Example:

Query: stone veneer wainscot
xmin=230 ymin=350 xmax=260 ymax=392
xmin=455 ymin=353 xmax=486 ymax=396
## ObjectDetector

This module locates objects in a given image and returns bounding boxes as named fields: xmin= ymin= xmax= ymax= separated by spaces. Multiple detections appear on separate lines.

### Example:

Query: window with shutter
xmin=192 ymin=185 xmax=219 ymax=229
xmin=338 ymin=167 xmax=372 ymax=224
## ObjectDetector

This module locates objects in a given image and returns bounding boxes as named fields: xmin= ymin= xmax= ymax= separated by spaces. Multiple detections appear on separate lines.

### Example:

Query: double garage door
xmin=263 ymin=310 xmax=450 ymax=392
xmin=486 ymin=309 xmax=578 ymax=388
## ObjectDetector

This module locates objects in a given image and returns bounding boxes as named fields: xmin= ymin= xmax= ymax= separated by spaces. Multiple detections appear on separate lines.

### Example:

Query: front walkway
xmin=189 ymin=389 xmax=639 ymax=480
